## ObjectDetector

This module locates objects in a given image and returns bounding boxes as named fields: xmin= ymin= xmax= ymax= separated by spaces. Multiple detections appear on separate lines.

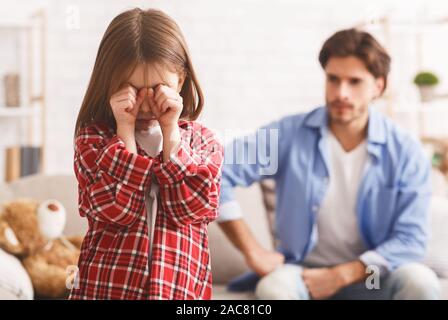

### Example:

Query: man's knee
xmin=389 ymin=263 xmax=441 ymax=300
xmin=255 ymin=264 xmax=309 ymax=300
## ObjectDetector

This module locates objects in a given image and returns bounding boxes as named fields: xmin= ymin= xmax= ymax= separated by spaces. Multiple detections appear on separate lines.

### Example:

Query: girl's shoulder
xmin=75 ymin=122 xmax=115 ymax=146
xmin=178 ymin=120 xmax=215 ymax=136
xmin=179 ymin=120 xmax=220 ymax=141
xmin=178 ymin=120 xmax=222 ymax=152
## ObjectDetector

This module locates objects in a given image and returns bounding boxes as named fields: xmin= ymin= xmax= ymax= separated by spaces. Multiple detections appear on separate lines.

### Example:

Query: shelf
xmin=0 ymin=106 xmax=40 ymax=118
xmin=0 ymin=11 xmax=46 ymax=183
xmin=0 ymin=22 xmax=32 ymax=30
xmin=390 ymin=98 xmax=448 ymax=113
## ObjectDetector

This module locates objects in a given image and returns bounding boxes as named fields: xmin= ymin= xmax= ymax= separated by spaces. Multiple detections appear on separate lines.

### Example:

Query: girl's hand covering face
xmin=147 ymin=84 xmax=183 ymax=129
xmin=110 ymin=83 xmax=183 ymax=131
xmin=109 ymin=85 xmax=146 ymax=128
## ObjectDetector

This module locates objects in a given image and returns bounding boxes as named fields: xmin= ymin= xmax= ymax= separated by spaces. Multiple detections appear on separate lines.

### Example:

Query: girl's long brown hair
xmin=74 ymin=8 xmax=204 ymax=136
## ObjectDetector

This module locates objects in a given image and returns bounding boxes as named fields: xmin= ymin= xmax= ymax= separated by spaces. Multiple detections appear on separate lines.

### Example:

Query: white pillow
xmin=424 ymin=196 xmax=448 ymax=278
xmin=0 ymin=248 xmax=33 ymax=300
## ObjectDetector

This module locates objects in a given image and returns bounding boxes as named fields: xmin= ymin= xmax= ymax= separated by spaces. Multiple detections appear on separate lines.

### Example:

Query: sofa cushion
xmin=6 ymin=174 xmax=87 ymax=236
xmin=423 ymin=196 xmax=448 ymax=278
xmin=0 ymin=184 xmax=12 ymax=204
xmin=0 ymin=248 xmax=33 ymax=299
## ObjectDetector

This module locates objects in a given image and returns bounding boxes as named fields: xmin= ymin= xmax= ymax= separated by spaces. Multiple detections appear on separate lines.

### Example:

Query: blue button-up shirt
xmin=219 ymin=106 xmax=431 ymax=273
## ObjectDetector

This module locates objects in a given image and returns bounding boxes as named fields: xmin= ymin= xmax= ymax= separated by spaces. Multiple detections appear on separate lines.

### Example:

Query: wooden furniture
xmin=0 ymin=10 xmax=46 ymax=182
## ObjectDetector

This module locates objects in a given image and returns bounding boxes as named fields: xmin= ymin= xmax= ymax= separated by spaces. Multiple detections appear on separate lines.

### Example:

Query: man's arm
xmin=217 ymin=118 xmax=295 ymax=274
xmin=219 ymin=219 xmax=284 ymax=276
xmin=361 ymin=141 xmax=431 ymax=271
xmin=302 ymin=260 xmax=369 ymax=300
xmin=333 ymin=260 xmax=369 ymax=286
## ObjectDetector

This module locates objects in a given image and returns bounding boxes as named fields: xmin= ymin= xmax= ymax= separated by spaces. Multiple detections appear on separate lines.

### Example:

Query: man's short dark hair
xmin=319 ymin=28 xmax=391 ymax=93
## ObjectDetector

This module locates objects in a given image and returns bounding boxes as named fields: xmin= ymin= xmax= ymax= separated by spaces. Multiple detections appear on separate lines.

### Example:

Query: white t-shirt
xmin=135 ymin=126 xmax=163 ymax=263
xmin=303 ymin=131 xmax=369 ymax=267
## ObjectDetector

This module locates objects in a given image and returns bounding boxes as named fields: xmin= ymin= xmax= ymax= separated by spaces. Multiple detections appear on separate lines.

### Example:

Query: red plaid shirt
xmin=69 ymin=121 xmax=223 ymax=300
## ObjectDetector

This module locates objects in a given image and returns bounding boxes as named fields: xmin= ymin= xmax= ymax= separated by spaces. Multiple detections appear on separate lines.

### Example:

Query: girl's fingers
xmin=119 ymin=99 xmax=134 ymax=110
xmin=147 ymin=88 xmax=160 ymax=117
xmin=151 ymin=101 xmax=162 ymax=119
xmin=125 ymin=85 xmax=137 ymax=98
xmin=113 ymin=91 xmax=136 ymax=105
xmin=130 ymin=96 xmax=141 ymax=115
xmin=156 ymin=92 xmax=182 ymax=112
xmin=147 ymin=87 xmax=155 ymax=102
xmin=116 ymin=96 xmax=136 ymax=106
xmin=113 ymin=88 xmax=144 ymax=112
xmin=121 ymin=86 xmax=137 ymax=97
xmin=150 ymin=99 xmax=161 ymax=118
xmin=161 ymin=98 xmax=182 ymax=114
xmin=135 ymin=89 xmax=146 ymax=106
xmin=138 ymin=87 xmax=148 ymax=98
xmin=117 ymin=100 xmax=134 ymax=112
xmin=152 ymin=84 xmax=163 ymax=101
xmin=147 ymin=87 xmax=158 ymax=105
xmin=113 ymin=86 xmax=183 ymax=119
xmin=112 ymin=85 xmax=137 ymax=102
xmin=159 ymin=97 xmax=172 ymax=113
xmin=154 ymin=85 xmax=181 ymax=106
xmin=112 ymin=100 xmax=133 ymax=110
xmin=155 ymin=90 xmax=180 ymax=107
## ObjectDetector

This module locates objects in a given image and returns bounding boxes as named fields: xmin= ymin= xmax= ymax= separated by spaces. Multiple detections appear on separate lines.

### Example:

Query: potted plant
xmin=414 ymin=71 xmax=439 ymax=102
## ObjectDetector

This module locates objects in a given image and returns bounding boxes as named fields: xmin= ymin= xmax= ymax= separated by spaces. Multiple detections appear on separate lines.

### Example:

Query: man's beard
xmin=327 ymin=100 xmax=363 ymax=126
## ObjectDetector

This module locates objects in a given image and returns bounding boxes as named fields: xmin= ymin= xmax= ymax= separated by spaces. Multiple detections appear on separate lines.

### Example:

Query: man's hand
xmin=218 ymin=219 xmax=285 ymax=276
xmin=302 ymin=267 xmax=344 ymax=300
xmin=302 ymin=260 xmax=368 ymax=300
xmin=246 ymin=246 xmax=285 ymax=277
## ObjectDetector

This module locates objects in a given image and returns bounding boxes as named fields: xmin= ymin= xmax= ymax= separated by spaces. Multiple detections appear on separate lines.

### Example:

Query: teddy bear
xmin=0 ymin=199 xmax=83 ymax=299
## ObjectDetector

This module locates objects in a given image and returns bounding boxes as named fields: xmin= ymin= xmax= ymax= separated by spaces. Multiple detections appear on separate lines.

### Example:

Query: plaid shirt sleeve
xmin=74 ymin=126 xmax=155 ymax=227
xmin=152 ymin=123 xmax=223 ymax=227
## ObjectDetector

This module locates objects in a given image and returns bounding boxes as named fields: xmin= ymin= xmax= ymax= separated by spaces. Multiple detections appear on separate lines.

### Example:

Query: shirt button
xmin=312 ymin=205 xmax=319 ymax=212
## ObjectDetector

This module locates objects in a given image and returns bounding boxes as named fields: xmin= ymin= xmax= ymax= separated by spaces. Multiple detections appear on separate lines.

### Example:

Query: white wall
xmin=1 ymin=0 xmax=448 ymax=179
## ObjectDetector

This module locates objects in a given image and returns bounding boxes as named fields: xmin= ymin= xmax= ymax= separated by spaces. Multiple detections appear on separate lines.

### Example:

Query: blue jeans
xmin=255 ymin=263 xmax=441 ymax=300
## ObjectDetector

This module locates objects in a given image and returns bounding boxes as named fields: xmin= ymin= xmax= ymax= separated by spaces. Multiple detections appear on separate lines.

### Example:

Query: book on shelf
xmin=20 ymin=146 xmax=41 ymax=177
xmin=3 ymin=73 xmax=21 ymax=107
xmin=4 ymin=145 xmax=41 ymax=182
xmin=5 ymin=146 xmax=21 ymax=182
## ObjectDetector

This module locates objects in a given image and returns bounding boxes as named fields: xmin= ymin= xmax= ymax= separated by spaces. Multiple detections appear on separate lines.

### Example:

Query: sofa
xmin=1 ymin=174 xmax=447 ymax=299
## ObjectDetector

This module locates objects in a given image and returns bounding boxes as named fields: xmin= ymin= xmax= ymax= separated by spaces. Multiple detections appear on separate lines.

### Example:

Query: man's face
xmin=325 ymin=56 xmax=384 ymax=126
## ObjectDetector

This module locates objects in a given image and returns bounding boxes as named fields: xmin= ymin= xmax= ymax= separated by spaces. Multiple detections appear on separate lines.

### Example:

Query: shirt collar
xmin=304 ymin=106 xmax=387 ymax=145
xmin=304 ymin=106 xmax=387 ymax=160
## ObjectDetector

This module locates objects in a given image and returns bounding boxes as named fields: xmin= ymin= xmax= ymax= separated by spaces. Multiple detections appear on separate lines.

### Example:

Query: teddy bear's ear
xmin=0 ymin=218 xmax=25 ymax=256
xmin=2 ymin=200 xmax=45 ymax=255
